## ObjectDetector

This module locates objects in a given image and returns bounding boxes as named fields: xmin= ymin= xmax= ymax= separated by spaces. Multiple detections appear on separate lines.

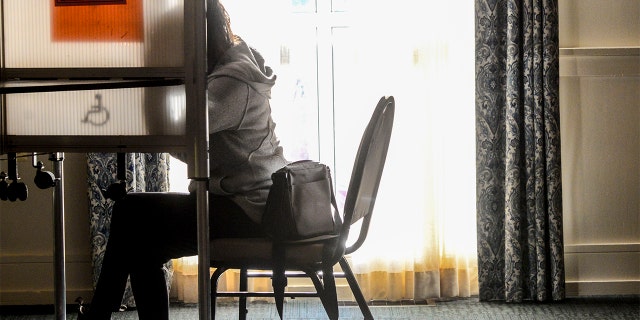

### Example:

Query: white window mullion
xmin=316 ymin=21 xmax=335 ymax=169
xmin=315 ymin=0 xmax=350 ymax=173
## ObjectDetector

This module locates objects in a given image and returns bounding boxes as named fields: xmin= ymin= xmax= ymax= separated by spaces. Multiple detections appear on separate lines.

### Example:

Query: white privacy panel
xmin=3 ymin=0 xmax=184 ymax=68
xmin=5 ymin=85 xmax=186 ymax=136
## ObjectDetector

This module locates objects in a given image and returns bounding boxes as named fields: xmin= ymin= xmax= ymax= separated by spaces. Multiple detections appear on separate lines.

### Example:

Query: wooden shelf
xmin=560 ymin=47 xmax=640 ymax=57
xmin=560 ymin=47 xmax=640 ymax=78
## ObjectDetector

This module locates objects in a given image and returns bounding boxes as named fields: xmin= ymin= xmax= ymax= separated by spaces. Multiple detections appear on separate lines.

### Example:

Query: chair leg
xmin=210 ymin=267 xmax=228 ymax=320
xmin=306 ymin=270 xmax=327 ymax=302
xmin=304 ymin=268 xmax=339 ymax=320
xmin=239 ymin=268 xmax=248 ymax=320
xmin=339 ymin=257 xmax=374 ymax=320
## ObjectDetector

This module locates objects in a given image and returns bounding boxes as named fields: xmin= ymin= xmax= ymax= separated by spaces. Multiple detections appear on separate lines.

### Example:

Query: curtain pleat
xmin=475 ymin=0 xmax=565 ymax=302
xmin=87 ymin=152 xmax=171 ymax=307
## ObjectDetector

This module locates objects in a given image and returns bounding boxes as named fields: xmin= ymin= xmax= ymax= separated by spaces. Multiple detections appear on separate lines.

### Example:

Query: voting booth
xmin=2 ymin=0 xmax=188 ymax=152
xmin=1 ymin=1 xmax=212 ymax=319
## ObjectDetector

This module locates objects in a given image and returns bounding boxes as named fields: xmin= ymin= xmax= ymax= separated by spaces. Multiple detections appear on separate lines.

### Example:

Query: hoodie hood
xmin=210 ymin=39 xmax=277 ymax=98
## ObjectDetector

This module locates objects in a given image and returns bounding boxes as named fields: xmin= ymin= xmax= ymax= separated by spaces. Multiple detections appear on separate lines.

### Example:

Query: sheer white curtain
xmin=331 ymin=0 xmax=478 ymax=300
xmin=169 ymin=0 xmax=477 ymax=303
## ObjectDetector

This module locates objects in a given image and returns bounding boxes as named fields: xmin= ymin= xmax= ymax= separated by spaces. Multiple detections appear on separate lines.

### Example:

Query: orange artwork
xmin=51 ymin=0 xmax=143 ymax=42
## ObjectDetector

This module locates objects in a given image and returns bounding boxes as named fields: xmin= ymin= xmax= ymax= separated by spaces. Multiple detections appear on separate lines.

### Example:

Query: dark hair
xmin=207 ymin=1 xmax=237 ymax=72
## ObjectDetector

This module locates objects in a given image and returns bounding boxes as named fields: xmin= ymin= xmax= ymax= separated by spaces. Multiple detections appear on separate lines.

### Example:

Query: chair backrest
xmin=339 ymin=96 xmax=394 ymax=256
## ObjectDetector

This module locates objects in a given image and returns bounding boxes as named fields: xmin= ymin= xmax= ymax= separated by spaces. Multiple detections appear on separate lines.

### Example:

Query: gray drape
xmin=475 ymin=0 xmax=565 ymax=302
xmin=87 ymin=153 xmax=172 ymax=307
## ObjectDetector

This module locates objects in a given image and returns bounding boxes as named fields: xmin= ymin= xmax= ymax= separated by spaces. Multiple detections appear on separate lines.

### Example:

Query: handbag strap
xmin=328 ymin=170 xmax=341 ymax=227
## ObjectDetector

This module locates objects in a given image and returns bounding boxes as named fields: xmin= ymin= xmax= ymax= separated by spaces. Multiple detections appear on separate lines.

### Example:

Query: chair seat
xmin=210 ymin=238 xmax=327 ymax=269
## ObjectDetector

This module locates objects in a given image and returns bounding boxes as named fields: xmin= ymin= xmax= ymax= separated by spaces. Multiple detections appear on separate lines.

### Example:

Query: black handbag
xmin=262 ymin=160 xmax=342 ymax=241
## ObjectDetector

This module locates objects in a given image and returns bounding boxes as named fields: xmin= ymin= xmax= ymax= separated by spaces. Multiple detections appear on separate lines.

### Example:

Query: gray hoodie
xmin=205 ymin=39 xmax=288 ymax=223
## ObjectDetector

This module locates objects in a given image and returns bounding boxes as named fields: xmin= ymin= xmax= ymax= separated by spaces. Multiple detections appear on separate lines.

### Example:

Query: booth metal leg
xmin=51 ymin=152 xmax=66 ymax=320
xmin=196 ymin=180 xmax=211 ymax=320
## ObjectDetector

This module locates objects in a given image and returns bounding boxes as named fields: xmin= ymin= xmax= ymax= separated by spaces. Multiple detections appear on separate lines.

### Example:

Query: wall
xmin=0 ymin=153 xmax=94 ymax=305
xmin=559 ymin=0 xmax=640 ymax=296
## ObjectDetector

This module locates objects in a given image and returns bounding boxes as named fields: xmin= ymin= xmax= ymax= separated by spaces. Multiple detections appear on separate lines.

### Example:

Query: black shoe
xmin=75 ymin=297 xmax=90 ymax=320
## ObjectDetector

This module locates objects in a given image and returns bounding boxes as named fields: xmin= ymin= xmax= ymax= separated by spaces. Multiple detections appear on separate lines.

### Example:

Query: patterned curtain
xmin=87 ymin=153 xmax=172 ymax=307
xmin=475 ymin=0 xmax=565 ymax=302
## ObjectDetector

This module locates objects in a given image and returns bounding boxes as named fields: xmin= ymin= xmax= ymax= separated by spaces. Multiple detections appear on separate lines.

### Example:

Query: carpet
xmin=1 ymin=296 xmax=638 ymax=320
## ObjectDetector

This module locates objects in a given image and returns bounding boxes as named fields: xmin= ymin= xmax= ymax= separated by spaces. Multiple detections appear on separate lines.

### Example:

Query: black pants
xmin=88 ymin=192 xmax=264 ymax=320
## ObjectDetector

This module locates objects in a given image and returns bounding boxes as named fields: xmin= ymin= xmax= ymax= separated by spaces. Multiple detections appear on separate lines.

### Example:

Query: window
xmin=172 ymin=0 xmax=478 ymax=300
xmin=222 ymin=0 xmax=475 ymax=219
